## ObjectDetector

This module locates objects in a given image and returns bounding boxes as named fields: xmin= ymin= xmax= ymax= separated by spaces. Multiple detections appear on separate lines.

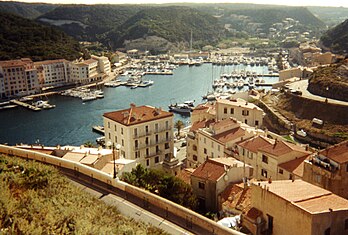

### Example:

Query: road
xmin=288 ymin=79 xmax=348 ymax=106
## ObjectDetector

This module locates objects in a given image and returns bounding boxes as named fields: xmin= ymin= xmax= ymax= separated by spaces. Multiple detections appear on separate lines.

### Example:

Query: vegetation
xmin=321 ymin=19 xmax=348 ymax=55
xmin=0 ymin=12 xmax=81 ymax=61
xmin=0 ymin=154 xmax=167 ymax=234
xmin=0 ymin=1 xmax=57 ymax=19
xmin=174 ymin=120 xmax=185 ymax=137
xmin=122 ymin=164 xmax=197 ymax=210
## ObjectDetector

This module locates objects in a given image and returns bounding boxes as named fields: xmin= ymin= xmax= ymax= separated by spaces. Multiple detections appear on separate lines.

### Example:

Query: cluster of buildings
xmin=0 ymin=55 xmax=111 ymax=99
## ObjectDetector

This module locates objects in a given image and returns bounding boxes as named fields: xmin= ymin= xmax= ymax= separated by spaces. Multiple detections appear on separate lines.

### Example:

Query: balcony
xmin=133 ymin=138 xmax=172 ymax=151
xmin=133 ymin=130 xmax=152 ymax=139
xmin=155 ymin=126 xmax=172 ymax=133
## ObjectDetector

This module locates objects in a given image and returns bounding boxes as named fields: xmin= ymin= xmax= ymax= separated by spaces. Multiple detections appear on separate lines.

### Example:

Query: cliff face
xmin=308 ymin=60 xmax=348 ymax=102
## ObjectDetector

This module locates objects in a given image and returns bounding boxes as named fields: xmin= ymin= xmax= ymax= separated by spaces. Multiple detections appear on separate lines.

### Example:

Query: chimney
xmin=130 ymin=103 xmax=136 ymax=108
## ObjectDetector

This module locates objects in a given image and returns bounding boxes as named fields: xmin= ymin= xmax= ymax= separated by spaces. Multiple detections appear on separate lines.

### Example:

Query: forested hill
xmin=320 ymin=19 xmax=348 ymax=55
xmin=37 ymin=5 xmax=146 ymax=42
xmin=0 ymin=12 xmax=81 ymax=61
xmin=106 ymin=6 xmax=222 ymax=49
xmin=0 ymin=1 xmax=57 ymax=19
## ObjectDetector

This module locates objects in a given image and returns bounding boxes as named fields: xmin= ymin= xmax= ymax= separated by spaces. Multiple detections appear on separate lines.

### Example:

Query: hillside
xmin=0 ymin=12 xmax=81 ymax=61
xmin=107 ymin=6 xmax=222 ymax=50
xmin=0 ymin=1 xmax=57 ymax=19
xmin=320 ymin=19 xmax=348 ymax=55
xmin=0 ymin=154 xmax=166 ymax=234
xmin=308 ymin=6 xmax=348 ymax=26
xmin=37 ymin=4 xmax=146 ymax=42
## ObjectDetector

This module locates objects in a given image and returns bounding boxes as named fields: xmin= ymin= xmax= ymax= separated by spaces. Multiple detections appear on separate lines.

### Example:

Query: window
xmin=193 ymin=155 xmax=197 ymax=161
xmin=122 ymin=139 xmax=124 ymax=146
xmin=346 ymin=164 xmax=348 ymax=172
xmin=145 ymin=137 xmax=149 ymax=145
xmin=224 ymin=107 xmax=227 ymax=114
xmin=261 ymin=169 xmax=268 ymax=178
xmin=146 ymin=159 xmax=149 ymax=166
xmin=165 ymin=143 xmax=169 ymax=149
xmin=108 ymin=133 xmax=111 ymax=139
xmin=166 ymin=132 xmax=169 ymax=141
xmin=134 ymin=128 xmax=137 ymax=137
xmin=211 ymin=152 xmax=214 ymax=158
xmin=165 ymin=121 xmax=169 ymax=129
xmin=198 ymin=182 xmax=205 ymax=190
xmin=145 ymin=125 xmax=149 ymax=134
xmin=156 ymin=145 xmax=160 ymax=153
xmin=278 ymin=169 xmax=283 ymax=174
xmin=249 ymin=152 xmax=253 ymax=159
xmin=146 ymin=148 xmax=149 ymax=157
xmin=114 ymin=136 xmax=117 ymax=142
xmin=155 ymin=156 xmax=159 ymax=164
xmin=156 ymin=134 xmax=159 ymax=143
xmin=155 ymin=123 xmax=158 ymax=132
xmin=262 ymin=154 xmax=268 ymax=164
xmin=230 ymin=108 xmax=234 ymax=114
xmin=121 ymin=128 xmax=123 ymax=135
xmin=242 ymin=110 xmax=249 ymax=116
xmin=204 ymin=148 xmax=207 ymax=154
xmin=255 ymin=120 xmax=259 ymax=126
xmin=114 ymin=125 xmax=117 ymax=131
xmin=245 ymin=119 xmax=248 ymax=124
xmin=218 ymin=145 xmax=220 ymax=151
xmin=193 ymin=145 xmax=197 ymax=151
xmin=135 ymin=151 xmax=140 ymax=158
xmin=289 ymin=174 xmax=294 ymax=180
xmin=108 ymin=122 xmax=110 ymax=128
xmin=204 ymin=138 xmax=206 ymax=144
xmin=135 ymin=140 xmax=138 ymax=148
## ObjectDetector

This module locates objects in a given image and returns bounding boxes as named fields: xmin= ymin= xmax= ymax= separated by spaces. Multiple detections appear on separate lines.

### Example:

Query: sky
xmin=10 ymin=0 xmax=348 ymax=8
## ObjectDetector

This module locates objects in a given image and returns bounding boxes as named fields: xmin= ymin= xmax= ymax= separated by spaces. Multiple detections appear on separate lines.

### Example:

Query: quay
xmin=10 ymin=99 xmax=41 ymax=111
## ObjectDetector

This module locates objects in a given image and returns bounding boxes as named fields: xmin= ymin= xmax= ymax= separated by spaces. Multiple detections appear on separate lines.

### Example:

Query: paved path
xmin=288 ymin=79 xmax=348 ymax=106
xmin=68 ymin=178 xmax=193 ymax=235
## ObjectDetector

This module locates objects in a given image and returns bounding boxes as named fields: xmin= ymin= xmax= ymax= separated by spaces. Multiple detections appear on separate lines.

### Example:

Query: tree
xmin=174 ymin=120 xmax=185 ymax=138
xmin=83 ymin=141 xmax=95 ymax=148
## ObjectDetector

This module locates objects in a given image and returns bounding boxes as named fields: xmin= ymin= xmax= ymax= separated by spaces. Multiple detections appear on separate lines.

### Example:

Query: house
xmin=191 ymin=157 xmax=253 ymax=212
xmin=216 ymin=98 xmax=265 ymax=127
xmin=237 ymin=138 xmax=311 ymax=180
xmin=70 ymin=59 xmax=99 ymax=83
xmin=243 ymin=180 xmax=348 ymax=235
xmin=220 ymin=182 xmax=251 ymax=217
xmin=91 ymin=55 xmax=111 ymax=75
xmin=303 ymin=140 xmax=348 ymax=199
xmin=0 ymin=58 xmax=40 ymax=98
xmin=103 ymin=104 xmax=180 ymax=175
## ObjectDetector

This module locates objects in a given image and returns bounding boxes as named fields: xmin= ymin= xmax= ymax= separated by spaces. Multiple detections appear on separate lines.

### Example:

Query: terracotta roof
xmin=258 ymin=140 xmax=310 ymax=157
xmin=190 ymin=119 xmax=215 ymax=132
xmin=213 ymin=127 xmax=245 ymax=144
xmin=245 ymin=207 xmax=263 ymax=220
xmin=217 ymin=98 xmax=263 ymax=112
xmin=177 ymin=168 xmax=194 ymax=185
xmin=278 ymin=155 xmax=310 ymax=177
xmin=0 ymin=58 xmax=33 ymax=68
xmin=254 ymin=180 xmax=348 ymax=214
xmin=210 ymin=117 xmax=238 ymax=130
xmin=82 ymin=59 xmax=98 ymax=65
xmin=319 ymin=140 xmax=348 ymax=164
xmin=238 ymin=135 xmax=274 ymax=153
xmin=191 ymin=158 xmax=226 ymax=181
xmin=103 ymin=105 xmax=173 ymax=126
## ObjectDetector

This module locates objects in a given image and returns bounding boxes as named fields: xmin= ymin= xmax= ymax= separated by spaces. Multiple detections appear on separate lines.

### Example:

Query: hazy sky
xmin=10 ymin=0 xmax=348 ymax=8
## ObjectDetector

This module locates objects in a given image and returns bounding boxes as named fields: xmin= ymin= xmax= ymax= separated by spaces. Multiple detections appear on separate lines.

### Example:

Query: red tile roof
xmin=258 ymin=140 xmax=310 ymax=157
xmin=244 ymin=207 xmax=263 ymax=220
xmin=191 ymin=158 xmax=226 ymax=181
xmin=34 ymin=59 xmax=68 ymax=66
xmin=238 ymin=135 xmax=274 ymax=153
xmin=103 ymin=104 xmax=173 ymax=126
xmin=0 ymin=58 xmax=33 ymax=68
xmin=192 ymin=102 xmax=216 ymax=115
xmin=190 ymin=119 xmax=215 ymax=132
xmin=213 ymin=127 xmax=245 ymax=144
xmin=319 ymin=140 xmax=348 ymax=164
xmin=278 ymin=155 xmax=310 ymax=177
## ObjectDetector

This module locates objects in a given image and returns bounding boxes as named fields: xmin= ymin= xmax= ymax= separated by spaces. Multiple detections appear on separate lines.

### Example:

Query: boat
xmin=139 ymin=80 xmax=154 ymax=87
xmin=184 ymin=100 xmax=195 ymax=107
xmin=81 ymin=95 xmax=97 ymax=102
xmin=168 ymin=103 xmax=192 ymax=114
xmin=32 ymin=100 xmax=49 ymax=108
xmin=96 ymin=136 xmax=105 ymax=145
xmin=92 ymin=125 xmax=105 ymax=134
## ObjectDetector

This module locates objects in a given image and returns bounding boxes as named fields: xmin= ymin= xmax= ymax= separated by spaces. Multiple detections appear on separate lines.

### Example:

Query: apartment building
xmin=303 ymin=140 xmax=348 ymax=199
xmin=186 ymin=117 xmax=262 ymax=168
xmin=237 ymin=138 xmax=311 ymax=180
xmin=34 ymin=59 xmax=70 ymax=88
xmin=91 ymin=55 xmax=111 ymax=75
xmin=70 ymin=59 xmax=98 ymax=83
xmin=0 ymin=58 xmax=39 ymax=98
xmin=243 ymin=180 xmax=348 ymax=235
xmin=191 ymin=157 xmax=252 ymax=212
xmin=103 ymin=104 xmax=179 ymax=173
xmin=216 ymin=98 xmax=265 ymax=127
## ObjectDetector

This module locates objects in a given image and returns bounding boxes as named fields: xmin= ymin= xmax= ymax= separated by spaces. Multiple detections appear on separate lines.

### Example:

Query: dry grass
xmin=0 ymin=155 xmax=168 ymax=235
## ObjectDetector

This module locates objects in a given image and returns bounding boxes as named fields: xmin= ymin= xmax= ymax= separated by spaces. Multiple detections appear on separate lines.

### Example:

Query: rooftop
xmin=212 ymin=127 xmax=245 ymax=144
xmin=278 ymin=155 xmax=309 ymax=177
xmin=0 ymin=58 xmax=33 ymax=68
xmin=318 ymin=140 xmax=348 ymax=164
xmin=34 ymin=59 xmax=68 ymax=66
xmin=190 ymin=118 xmax=215 ymax=132
xmin=238 ymin=135 xmax=274 ymax=153
xmin=217 ymin=98 xmax=264 ymax=112
xmin=103 ymin=104 xmax=173 ymax=126
xmin=258 ymin=140 xmax=310 ymax=157
xmin=192 ymin=102 xmax=216 ymax=116
xmin=254 ymin=180 xmax=348 ymax=214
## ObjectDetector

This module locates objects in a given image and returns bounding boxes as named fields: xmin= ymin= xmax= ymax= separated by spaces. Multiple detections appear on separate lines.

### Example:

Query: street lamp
xmin=107 ymin=141 xmax=121 ymax=179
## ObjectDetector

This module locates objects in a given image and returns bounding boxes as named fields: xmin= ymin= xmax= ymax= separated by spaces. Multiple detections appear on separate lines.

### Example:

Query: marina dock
xmin=10 ymin=100 xmax=41 ymax=111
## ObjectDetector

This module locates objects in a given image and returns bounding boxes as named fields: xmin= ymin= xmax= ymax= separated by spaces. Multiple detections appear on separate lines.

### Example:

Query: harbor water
xmin=0 ymin=63 xmax=278 ymax=146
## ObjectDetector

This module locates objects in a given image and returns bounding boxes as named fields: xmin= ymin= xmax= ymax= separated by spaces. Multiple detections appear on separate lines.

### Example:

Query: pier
xmin=10 ymin=100 xmax=41 ymax=111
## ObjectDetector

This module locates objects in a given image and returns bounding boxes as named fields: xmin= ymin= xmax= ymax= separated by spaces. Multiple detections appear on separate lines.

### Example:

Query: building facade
xmin=70 ymin=59 xmax=98 ymax=83
xmin=0 ymin=58 xmax=39 ymax=98
xmin=34 ymin=59 xmax=70 ymax=88
xmin=91 ymin=55 xmax=111 ymax=75
xmin=191 ymin=158 xmax=252 ymax=212
xmin=216 ymin=98 xmax=265 ymax=127
xmin=303 ymin=141 xmax=348 ymax=199
xmin=103 ymin=104 xmax=177 ymax=172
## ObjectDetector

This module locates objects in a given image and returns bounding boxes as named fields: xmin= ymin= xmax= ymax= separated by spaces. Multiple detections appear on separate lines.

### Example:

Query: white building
xmin=91 ymin=55 xmax=111 ymax=75
xmin=34 ymin=59 xmax=70 ymax=88
xmin=103 ymin=104 xmax=180 ymax=174
xmin=216 ymin=98 xmax=265 ymax=127
xmin=0 ymin=58 xmax=39 ymax=98
xmin=70 ymin=59 xmax=98 ymax=83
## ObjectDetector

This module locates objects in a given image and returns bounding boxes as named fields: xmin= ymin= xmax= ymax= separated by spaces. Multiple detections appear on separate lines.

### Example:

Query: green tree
xmin=174 ymin=120 xmax=185 ymax=138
